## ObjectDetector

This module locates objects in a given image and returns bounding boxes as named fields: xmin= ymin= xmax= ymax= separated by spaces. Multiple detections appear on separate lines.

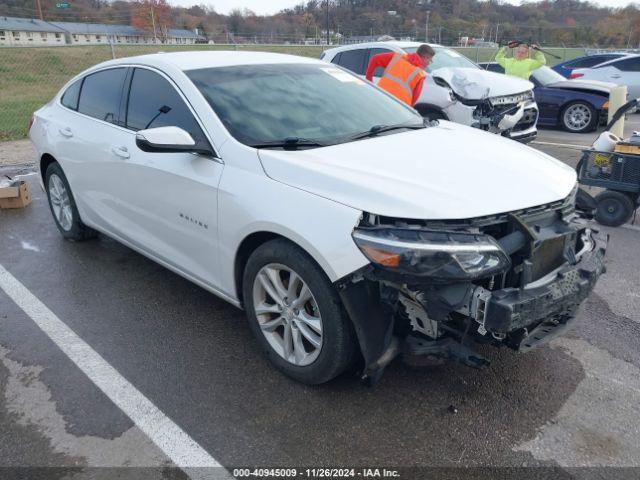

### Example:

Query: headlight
xmin=352 ymin=228 xmax=511 ymax=281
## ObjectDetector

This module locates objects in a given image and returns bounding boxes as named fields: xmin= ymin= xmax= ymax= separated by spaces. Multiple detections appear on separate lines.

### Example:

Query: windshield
xmin=405 ymin=46 xmax=479 ymax=73
xmin=532 ymin=66 xmax=566 ymax=86
xmin=187 ymin=63 xmax=421 ymax=147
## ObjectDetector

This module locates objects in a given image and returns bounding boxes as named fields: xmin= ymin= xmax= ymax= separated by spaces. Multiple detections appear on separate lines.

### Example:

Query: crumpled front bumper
xmin=483 ymin=228 xmax=607 ymax=333
xmin=480 ymin=228 xmax=608 ymax=349
xmin=338 ymin=225 xmax=607 ymax=384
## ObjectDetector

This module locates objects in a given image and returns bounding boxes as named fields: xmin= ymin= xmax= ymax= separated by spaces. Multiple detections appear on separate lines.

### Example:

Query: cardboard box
xmin=0 ymin=180 xmax=32 ymax=209
xmin=614 ymin=142 xmax=640 ymax=155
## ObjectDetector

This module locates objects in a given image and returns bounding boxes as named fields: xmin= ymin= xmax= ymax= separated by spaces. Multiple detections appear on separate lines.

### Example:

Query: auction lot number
xmin=233 ymin=468 xmax=400 ymax=478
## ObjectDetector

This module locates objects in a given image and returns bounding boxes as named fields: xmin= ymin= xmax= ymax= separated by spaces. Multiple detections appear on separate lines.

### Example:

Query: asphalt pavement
xmin=2 ymin=124 xmax=640 ymax=480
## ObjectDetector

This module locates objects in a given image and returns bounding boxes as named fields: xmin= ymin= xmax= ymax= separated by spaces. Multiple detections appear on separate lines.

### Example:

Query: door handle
xmin=610 ymin=74 xmax=621 ymax=79
xmin=111 ymin=146 xmax=130 ymax=159
xmin=59 ymin=127 xmax=73 ymax=138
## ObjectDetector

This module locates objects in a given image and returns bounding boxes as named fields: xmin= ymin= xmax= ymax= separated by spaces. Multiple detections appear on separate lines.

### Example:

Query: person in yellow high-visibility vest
xmin=496 ymin=41 xmax=546 ymax=80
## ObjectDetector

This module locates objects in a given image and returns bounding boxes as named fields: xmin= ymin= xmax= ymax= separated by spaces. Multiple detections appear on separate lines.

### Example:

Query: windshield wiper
xmin=249 ymin=137 xmax=328 ymax=150
xmin=346 ymin=121 xmax=427 ymax=142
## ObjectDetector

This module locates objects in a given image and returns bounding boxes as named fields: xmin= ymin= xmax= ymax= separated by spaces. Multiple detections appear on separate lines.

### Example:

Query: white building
xmin=0 ymin=17 xmax=66 ymax=46
xmin=0 ymin=16 xmax=204 ymax=46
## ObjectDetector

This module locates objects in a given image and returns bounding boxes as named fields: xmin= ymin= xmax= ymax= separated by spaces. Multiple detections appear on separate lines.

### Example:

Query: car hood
xmin=432 ymin=67 xmax=534 ymax=99
xmin=546 ymin=79 xmax=615 ymax=94
xmin=257 ymin=121 xmax=576 ymax=220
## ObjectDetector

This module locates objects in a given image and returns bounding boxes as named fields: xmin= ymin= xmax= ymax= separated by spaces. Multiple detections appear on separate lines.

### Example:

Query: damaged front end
xmin=338 ymin=188 xmax=607 ymax=385
xmin=470 ymin=93 xmax=538 ymax=138
xmin=434 ymin=72 xmax=538 ymax=141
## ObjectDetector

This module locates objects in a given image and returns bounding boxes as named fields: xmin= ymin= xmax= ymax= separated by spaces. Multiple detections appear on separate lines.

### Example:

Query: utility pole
xmin=325 ymin=0 xmax=330 ymax=45
xmin=35 ymin=0 xmax=43 ymax=20
xmin=150 ymin=3 xmax=158 ymax=44
xmin=425 ymin=10 xmax=430 ymax=43
xmin=438 ymin=26 xmax=442 ymax=45
xmin=495 ymin=23 xmax=500 ymax=44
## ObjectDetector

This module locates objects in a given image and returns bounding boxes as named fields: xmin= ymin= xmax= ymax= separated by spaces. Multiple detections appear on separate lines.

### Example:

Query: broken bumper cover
xmin=339 ymin=227 xmax=607 ymax=382
xmin=481 ymin=229 xmax=607 ymax=349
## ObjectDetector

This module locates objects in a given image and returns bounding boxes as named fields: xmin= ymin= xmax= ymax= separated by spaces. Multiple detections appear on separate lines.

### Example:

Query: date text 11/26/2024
xmin=233 ymin=468 xmax=400 ymax=478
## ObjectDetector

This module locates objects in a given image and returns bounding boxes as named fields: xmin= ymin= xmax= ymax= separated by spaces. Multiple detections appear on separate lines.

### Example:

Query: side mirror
xmin=135 ymin=126 xmax=213 ymax=156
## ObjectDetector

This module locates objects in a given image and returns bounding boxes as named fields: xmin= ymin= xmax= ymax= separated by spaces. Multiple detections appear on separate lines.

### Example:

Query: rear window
xmin=77 ymin=68 xmax=127 ymax=124
xmin=61 ymin=79 xmax=82 ymax=110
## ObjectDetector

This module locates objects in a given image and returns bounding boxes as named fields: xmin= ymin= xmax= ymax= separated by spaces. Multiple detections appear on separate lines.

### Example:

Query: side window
xmin=126 ymin=68 xmax=206 ymax=144
xmin=366 ymin=48 xmax=394 ymax=77
xmin=329 ymin=52 xmax=342 ymax=65
xmin=61 ymin=79 xmax=82 ymax=111
xmin=612 ymin=58 xmax=640 ymax=72
xmin=337 ymin=49 xmax=367 ymax=75
xmin=77 ymin=68 xmax=126 ymax=124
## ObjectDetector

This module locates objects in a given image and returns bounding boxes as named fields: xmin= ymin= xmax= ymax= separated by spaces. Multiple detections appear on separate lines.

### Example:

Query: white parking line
xmin=531 ymin=140 xmax=590 ymax=150
xmin=0 ymin=264 xmax=229 ymax=480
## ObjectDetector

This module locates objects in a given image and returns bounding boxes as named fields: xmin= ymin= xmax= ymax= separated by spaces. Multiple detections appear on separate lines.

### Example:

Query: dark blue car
xmin=480 ymin=63 xmax=613 ymax=133
xmin=552 ymin=53 xmax=626 ymax=78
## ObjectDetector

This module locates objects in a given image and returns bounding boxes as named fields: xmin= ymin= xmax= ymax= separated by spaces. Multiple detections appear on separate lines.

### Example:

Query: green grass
xmin=0 ymin=44 xmax=582 ymax=142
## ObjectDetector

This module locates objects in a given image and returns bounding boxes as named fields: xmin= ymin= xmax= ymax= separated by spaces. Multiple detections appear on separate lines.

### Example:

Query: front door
xmin=104 ymin=67 xmax=224 ymax=288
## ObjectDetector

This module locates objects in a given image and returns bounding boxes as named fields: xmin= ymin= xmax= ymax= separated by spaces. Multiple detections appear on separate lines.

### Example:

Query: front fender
xmin=217 ymin=165 xmax=369 ymax=300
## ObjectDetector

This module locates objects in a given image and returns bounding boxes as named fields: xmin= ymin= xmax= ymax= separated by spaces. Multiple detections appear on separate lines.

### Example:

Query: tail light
xmin=28 ymin=115 xmax=35 ymax=132
xmin=569 ymin=72 xmax=584 ymax=79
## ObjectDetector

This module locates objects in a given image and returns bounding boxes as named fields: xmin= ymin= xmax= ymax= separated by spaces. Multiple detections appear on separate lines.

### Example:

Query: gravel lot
xmin=2 ymin=124 xmax=640 ymax=480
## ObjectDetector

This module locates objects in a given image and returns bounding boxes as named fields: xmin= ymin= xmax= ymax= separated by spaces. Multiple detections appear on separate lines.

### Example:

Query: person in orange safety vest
xmin=365 ymin=44 xmax=436 ymax=106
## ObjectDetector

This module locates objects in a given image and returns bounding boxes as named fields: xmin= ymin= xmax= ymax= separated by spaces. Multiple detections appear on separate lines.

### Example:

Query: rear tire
xmin=595 ymin=190 xmax=635 ymax=227
xmin=45 ymin=162 xmax=97 ymax=241
xmin=242 ymin=239 xmax=356 ymax=384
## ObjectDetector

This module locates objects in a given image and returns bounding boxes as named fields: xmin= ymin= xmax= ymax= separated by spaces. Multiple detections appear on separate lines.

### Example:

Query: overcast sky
xmin=170 ymin=0 xmax=639 ymax=15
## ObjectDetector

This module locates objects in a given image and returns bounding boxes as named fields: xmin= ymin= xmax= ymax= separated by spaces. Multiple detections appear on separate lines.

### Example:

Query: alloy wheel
xmin=252 ymin=263 xmax=323 ymax=366
xmin=563 ymin=104 xmax=592 ymax=132
xmin=48 ymin=173 xmax=73 ymax=231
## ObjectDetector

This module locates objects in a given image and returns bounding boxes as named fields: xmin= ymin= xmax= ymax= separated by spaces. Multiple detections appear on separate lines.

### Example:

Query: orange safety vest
xmin=378 ymin=53 xmax=426 ymax=105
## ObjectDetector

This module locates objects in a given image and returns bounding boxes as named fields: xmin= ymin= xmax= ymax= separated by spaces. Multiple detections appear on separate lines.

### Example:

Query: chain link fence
xmin=0 ymin=42 xmax=592 ymax=142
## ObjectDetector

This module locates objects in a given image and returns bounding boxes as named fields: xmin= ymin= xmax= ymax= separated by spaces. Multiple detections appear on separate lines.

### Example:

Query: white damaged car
xmin=30 ymin=51 xmax=606 ymax=385
xmin=322 ymin=41 xmax=539 ymax=143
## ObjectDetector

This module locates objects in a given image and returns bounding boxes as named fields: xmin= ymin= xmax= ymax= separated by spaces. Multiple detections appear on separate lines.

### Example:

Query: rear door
xmin=52 ymin=67 xmax=129 ymax=228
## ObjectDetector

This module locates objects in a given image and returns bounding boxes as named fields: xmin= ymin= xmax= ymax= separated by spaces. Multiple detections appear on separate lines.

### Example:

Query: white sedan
xmin=30 ymin=51 xmax=606 ymax=384
xmin=571 ymin=54 xmax=640 ymax=99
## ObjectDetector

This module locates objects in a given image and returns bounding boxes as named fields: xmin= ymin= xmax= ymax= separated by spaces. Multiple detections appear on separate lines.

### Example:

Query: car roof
xmin=585 ymin=53 xmax=640 ymax=68
xmin=323 ymin=41 xmax=443 ymax=56
xmin=88 ymin=50 xmax=323 ymax=72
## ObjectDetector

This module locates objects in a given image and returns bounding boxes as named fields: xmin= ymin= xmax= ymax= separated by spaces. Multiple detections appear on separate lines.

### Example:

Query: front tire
xmin=561 ymin=101 xmax=598 ymax=133
xmin=595 ymin=190 xmax=635 ymax=227
xmin=242 ymin=239 xmax=356 ymax=384
xmin=45 ymin=162 xmax=97 ymax=241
